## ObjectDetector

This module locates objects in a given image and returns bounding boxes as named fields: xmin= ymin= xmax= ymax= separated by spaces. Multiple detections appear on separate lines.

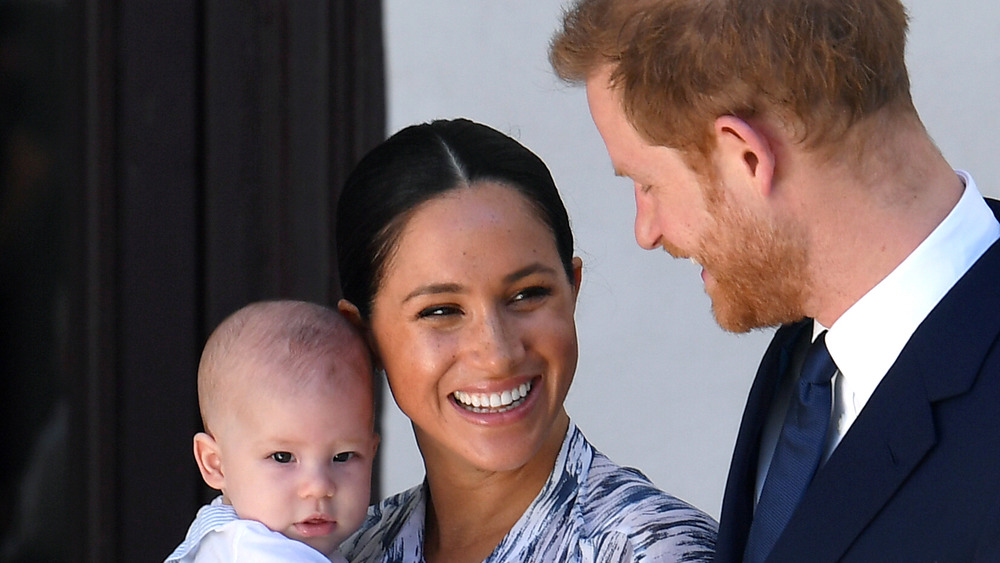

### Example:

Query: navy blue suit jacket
xmin=714 ymin=199 xmax=1000 ymax=562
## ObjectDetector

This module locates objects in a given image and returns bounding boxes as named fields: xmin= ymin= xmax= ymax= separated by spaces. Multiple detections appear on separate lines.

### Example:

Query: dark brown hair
xmin=335 ymin=119 xmax=575 ymax=320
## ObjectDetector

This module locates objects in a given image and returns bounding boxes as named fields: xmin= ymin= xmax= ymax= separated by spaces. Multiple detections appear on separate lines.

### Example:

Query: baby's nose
xmin=299 ymin=467 xmax=335 ymax=499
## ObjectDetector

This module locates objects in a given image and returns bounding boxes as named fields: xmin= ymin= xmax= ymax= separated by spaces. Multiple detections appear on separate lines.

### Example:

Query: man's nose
xmin=633 ymin=183 xmax=661 ymax=250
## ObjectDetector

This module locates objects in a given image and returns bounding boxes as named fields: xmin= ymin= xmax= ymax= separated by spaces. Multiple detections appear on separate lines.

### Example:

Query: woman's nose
xmin=633 ymin=183 xmax=661 ymax=250
xmin=469 ymin=311 xmax=523 ymax=372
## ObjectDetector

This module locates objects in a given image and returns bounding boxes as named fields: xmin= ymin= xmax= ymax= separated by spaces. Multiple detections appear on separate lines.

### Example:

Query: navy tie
xmin=744 ymin=331 xmax=838 ymax=562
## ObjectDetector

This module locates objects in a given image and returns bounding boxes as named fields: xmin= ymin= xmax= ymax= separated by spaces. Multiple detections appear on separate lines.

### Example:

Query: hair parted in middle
xmin=335 ymin=118 xmax=576 ymax=321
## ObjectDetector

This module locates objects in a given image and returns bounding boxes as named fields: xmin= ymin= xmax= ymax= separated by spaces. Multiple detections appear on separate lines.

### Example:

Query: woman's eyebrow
xmin=403 ymin=283 xmax=464 ymax=303
xmin=400 ymin=263 xmax=559 ymax=303
xmin=503 ymin=263 xmax=558 ymax=284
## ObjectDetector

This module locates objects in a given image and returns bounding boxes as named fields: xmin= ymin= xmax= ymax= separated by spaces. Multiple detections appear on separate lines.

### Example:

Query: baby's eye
xmin=270 ymin=452 xmax=294 ymax=464
xmin=332 ymin=452 xmax=355 ymax=463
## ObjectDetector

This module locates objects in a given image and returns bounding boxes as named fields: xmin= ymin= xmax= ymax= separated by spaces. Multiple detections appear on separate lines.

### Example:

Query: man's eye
xmin=333 ymin=452 xmax=355 ymax=463
xmin=270 ymin=452 xmax=293 ymax=463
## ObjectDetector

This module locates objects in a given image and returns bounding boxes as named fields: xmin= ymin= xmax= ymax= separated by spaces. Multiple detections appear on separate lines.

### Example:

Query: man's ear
xmin=713 ymin=115 xmax=775 ymax=196
xmin=193 ymin=432 xmax=226 ymax=491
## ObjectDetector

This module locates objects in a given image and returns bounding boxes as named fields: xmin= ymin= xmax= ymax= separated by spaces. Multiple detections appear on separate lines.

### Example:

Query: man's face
xmin=585 ymin=68 xmax=808 ymax=332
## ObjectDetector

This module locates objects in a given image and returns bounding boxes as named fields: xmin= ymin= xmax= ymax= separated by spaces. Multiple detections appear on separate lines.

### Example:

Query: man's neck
xmin=795 ymin=129 xmax=964 ymax=327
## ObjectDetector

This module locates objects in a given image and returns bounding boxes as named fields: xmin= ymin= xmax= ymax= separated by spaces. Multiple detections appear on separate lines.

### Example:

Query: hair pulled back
xmin=336 ymin=118 xmax=575 ymax=320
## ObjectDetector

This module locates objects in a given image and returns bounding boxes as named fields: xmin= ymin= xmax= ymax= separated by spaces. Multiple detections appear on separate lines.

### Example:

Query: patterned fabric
xmin=165 ymin=495 xmax=345 ymax=563
xmin=341 ymin=422 xmax=717 ymax=562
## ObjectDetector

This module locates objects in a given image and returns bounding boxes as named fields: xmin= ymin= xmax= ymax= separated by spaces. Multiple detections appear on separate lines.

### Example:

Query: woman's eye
xmin=417 ymin=305 xmax=460 ymax=319
xmin=270 ymin=452 xmax=294 ymax=464
xmin=333 ymin=452 xmax=355 ymax=463
xmin=511 ymin=286 xmax=552 ymax=304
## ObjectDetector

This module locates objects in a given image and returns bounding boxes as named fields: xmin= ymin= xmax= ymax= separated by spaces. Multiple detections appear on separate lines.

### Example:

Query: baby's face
xmin=215 ymin=373 xmax=376 ymax=556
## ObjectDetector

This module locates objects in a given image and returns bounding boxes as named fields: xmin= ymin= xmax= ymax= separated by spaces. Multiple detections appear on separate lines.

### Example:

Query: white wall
xmin=379 ymin=0 xmax=1000 ymax=519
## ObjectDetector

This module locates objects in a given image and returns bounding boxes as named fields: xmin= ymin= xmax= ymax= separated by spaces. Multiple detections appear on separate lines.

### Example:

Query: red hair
xmin=550 ymin=0 xmax=915 ymax=162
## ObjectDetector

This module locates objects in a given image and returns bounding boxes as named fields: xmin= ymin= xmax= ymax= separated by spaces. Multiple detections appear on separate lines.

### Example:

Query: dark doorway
xmin=0 ymin=2 xmax=385 ymax=560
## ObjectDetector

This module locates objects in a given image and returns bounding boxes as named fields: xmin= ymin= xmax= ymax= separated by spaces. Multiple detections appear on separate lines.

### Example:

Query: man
xmin=550 ymin=1 xmax=1000 ymax=561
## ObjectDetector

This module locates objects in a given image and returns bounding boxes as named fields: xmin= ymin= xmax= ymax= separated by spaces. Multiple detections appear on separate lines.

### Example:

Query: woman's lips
xmin=451 ymin=379 xmax=533 ymax=414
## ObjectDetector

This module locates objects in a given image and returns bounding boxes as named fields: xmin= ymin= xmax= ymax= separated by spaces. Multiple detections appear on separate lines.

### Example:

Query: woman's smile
xmin=452 ymin=378 xmax=534 ymax=413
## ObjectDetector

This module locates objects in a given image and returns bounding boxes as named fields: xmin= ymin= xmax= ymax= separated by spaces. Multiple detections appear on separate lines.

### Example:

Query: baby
xmin=166 ymin=300 xmax=379 ymax=562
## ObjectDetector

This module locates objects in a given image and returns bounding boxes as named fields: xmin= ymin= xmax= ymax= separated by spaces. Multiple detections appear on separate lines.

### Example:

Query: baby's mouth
xmin=295 ymin=515 xmax=335 ymax=537
xmin=452 ymin=380 xmax=533 ymax=413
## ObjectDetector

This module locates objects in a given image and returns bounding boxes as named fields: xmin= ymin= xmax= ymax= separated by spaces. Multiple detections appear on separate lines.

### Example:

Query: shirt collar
xmin=821 ymin=171 xmax=999 ymax=404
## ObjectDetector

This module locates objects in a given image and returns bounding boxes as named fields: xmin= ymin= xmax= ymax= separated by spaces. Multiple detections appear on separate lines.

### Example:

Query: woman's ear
xmin=571 ymin=257 xmax=583 ymax=298
xmin=337 ymin=299 xmax=366 ymax=329
xmin=193 ymin=432 xmax=225 ymax=491
xmin=713 ymin=115 xmax=775 ymax=197
xmin=338 ymin=298 xmax=384 ymax=372
xmin=337 ymin=299 xmax=368 ymax=330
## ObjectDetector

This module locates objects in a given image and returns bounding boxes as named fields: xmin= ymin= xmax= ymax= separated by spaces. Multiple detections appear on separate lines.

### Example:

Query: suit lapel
xmin=768 ymin=352 xmax=937 ymax=561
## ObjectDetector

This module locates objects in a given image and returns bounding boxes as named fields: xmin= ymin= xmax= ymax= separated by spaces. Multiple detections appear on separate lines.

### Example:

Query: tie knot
xmin=801 ymin=331 xmax=837 ymax=386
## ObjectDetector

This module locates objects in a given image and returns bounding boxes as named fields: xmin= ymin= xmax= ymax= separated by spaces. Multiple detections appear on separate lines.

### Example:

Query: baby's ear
xmin=193 ymin=432 xmax=226 ymax=491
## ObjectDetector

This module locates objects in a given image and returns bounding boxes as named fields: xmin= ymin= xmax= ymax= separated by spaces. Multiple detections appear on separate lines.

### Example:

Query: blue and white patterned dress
xmin=340 ymin=422 xmax=717 ymax=562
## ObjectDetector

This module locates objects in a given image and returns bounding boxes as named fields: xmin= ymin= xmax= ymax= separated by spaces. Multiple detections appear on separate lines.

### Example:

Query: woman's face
xmin=368 ymin=182 xmax=581 ymax=474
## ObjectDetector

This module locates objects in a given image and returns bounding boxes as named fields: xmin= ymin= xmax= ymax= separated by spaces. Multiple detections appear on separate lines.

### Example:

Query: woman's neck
xmin=420 ymin=414 xmax=569 ymax=563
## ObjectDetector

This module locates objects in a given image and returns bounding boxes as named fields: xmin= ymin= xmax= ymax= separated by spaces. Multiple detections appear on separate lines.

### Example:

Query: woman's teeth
xmin=453 ymin=382 xmax=532 ymax=413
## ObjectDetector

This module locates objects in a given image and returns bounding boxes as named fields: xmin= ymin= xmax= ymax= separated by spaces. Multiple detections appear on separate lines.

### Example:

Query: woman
xmin=336 ymin=119 xmax=717 ymax=562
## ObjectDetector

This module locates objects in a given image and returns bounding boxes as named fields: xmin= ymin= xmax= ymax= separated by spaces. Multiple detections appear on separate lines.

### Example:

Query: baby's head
xmin=193 ymin=300 xmax=378 ymax=556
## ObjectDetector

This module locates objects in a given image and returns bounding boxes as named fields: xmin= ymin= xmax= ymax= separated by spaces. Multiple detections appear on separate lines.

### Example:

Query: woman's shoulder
xmin=582 ymin=448 xmax=717 ymax=522
xmin=575 ymin=437 xmax=718 ymax=561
